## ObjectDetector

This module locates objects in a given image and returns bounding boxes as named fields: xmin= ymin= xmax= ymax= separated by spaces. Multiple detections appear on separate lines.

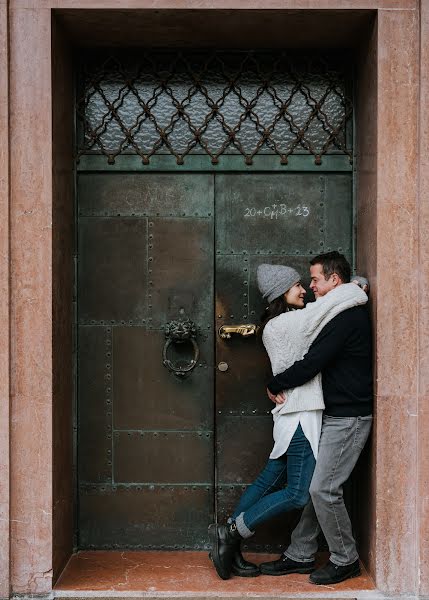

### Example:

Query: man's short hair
xmin=310 ymin=251 xmax=351 ymax=283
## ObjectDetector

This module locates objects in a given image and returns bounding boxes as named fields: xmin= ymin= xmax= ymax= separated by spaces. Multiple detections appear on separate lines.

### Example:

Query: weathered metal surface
xmin=149 ymin=216 xmax=214 ymax=328
xmin=78 ymin=326 xmax=112 ymax=483
xmin=79 ymin=484 xmax=212 ymax=549
xmin=215 ymin=416 xmax=274 ymax=485
xmin=323 ymin=174 xmax=353 ymax=256
xmin=113 ymin=328 xmax=213 ymax=431
xmin=77 ymin=153 xmax=353 ymax=173
xmin=78 ymin=217 xmax=148 ymax=323
xmin=78 ymin=173 xmax=214 ymax=216
xmin=114 ymin=431 xmax=213 ymax=484
xmin=216 ymin=335 xmax=271 ymax=415
xmin=77 ymin=173 xmax=215 ymax=548
xmin=77 ymin=167 xmax=354 ymax=548
xmin=215 ymin=173 xmax=324 ymax=255
xmin=215 ymin=254 xmax=250 ymax=323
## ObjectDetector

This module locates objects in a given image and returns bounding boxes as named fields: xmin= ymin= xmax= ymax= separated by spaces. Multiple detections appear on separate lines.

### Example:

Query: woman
xmin=209 ymin=263 xmax=368 ymax=580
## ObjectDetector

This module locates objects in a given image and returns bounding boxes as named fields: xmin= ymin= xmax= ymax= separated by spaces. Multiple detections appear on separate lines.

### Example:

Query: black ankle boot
xmin=231 ymin=548 xmax=260 ymax=577
xmin=208 ymin=522 xmax=243 ymax=580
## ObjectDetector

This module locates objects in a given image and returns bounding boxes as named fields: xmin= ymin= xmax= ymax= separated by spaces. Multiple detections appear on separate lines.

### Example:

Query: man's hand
xmin=352 ymin=276 xmax=369 ymax=295
xmin=266 ymin=388 xmax=286 ymax=404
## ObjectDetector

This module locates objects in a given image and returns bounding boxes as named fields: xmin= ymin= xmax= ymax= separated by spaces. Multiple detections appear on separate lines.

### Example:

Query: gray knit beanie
xmin=257 ymin=264 xmax=301 ymax=304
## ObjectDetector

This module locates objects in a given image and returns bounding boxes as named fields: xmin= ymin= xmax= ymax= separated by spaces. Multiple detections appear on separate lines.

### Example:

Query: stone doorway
xmin=5 ymin=1 xmax=427 ymax=596
xmin=47 ymin=4 xmax=398 ymax=592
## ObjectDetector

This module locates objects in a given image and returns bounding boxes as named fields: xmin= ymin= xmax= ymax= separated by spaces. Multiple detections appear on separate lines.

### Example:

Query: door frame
xmin=4 ymin=4 xmax=425 ymax=596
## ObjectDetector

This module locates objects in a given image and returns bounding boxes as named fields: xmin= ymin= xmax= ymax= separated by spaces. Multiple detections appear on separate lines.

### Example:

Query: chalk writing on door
xmin=243 ymin=204 xmax=310 ymax=219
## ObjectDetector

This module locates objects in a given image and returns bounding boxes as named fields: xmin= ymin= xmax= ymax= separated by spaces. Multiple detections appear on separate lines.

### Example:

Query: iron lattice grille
xmin=76 ymin=51 xmax=353 ymax=166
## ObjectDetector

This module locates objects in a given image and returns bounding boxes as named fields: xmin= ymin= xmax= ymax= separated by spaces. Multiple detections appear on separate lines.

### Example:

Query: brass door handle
xmin=218 ymin=324 xmax=258 ymax=339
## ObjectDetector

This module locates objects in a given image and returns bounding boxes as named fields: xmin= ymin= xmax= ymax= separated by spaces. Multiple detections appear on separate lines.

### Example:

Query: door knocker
xmin=163 ymin=318 xmax=200 ymax=378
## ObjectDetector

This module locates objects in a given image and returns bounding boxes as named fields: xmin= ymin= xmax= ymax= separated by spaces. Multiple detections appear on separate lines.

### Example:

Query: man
xmin=260 ymin=251 xmax=373 ymax=585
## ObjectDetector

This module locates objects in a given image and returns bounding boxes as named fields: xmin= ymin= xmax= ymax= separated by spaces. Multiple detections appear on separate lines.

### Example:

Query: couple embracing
xmin=209 ymin=251 xmax=373 ymax=586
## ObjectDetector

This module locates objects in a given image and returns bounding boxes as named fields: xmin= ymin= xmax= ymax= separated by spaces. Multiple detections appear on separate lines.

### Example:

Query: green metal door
xmin=78 ymin=173 xmax=215 ymax=549
xmin=75 ymin=50 xmax=354 ymax=551
xmin=214 ymin=172 xmax=352 ymax=550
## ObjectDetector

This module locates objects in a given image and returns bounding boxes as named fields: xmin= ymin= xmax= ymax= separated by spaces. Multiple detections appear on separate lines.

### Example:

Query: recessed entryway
xmin=51 ymin=6 xmax=382 ymax=592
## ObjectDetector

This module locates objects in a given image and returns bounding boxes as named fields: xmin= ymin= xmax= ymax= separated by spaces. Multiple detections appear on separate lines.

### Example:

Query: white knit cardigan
xmin=262 ymin=283 xmax=368 ymax=415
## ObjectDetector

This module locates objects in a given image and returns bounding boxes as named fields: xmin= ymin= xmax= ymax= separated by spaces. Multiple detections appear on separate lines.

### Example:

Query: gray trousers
xmin=285 ymin=414 xmax=372 ymax=567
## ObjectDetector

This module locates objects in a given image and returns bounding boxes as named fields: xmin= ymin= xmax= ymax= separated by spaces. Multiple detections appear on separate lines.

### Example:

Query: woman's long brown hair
xmin=260 ymin=294 xmax=290 ymax=332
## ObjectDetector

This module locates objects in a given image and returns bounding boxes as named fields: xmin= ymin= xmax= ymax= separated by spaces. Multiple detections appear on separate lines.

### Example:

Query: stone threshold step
xmin=54 ymin=552 xmax=376 ymax=597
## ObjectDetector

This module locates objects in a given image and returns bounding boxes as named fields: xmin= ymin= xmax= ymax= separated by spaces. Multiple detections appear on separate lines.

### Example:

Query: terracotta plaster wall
xmin=51 ymin=17 xmax=74 ymax=584
xmin=9 ymin=5 xmax=53 ymax=595
xmin=0 ymin=1 xmax=10 ymax=598
xmin=418 ymin=0 xmax=429 ymax=595
xmin=374 ymin=7 xmax=420 ymax=594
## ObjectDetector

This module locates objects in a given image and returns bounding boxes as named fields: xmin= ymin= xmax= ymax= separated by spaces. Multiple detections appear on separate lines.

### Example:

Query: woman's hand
xmin=266 ymin=388 xmax=286 ymax=404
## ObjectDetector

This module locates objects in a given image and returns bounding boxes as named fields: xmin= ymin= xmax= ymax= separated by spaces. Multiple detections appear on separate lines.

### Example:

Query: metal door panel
xmin=215 ymin=416 xmax=274 ymax=485
xmin=77 ymin=169 xmax=354 ymax=550
xmin=78 ymin=218 xmax=148 ymax=322
xmin=79 ymin=485 xmax=212 ymax=549
xmin=114 ymin=431 xmax=213 ymax=484
xmin=215 ymin=174 xmax=323 ymax=255
xmin=324 ymin=175 xmax=353 ymax=255
xmin=216 ymin=336 xmax=271 ymax=415
xmin=149 ymin=217 xmax=214 ymax=328
xmin=215 ymin=254 xmax=250 ymax=323
xmin=78 ymin=326 xmax=112 ymax=483
xmin=214 ymin=171 xmax=353 ymax=551
xmin=77 ymin=173 xmax=215 ymax=549
xmin=78 ymin=173 xmax=214 ymax=218
xmin=113 ymin=327 xmax=213 ymax=430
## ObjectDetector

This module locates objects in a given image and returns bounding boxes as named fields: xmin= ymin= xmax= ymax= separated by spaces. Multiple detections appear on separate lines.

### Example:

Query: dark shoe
xmin=231 ymin=549 xmax=260 ymax=577
xmin=259 ymin=554 xmax=315 ymax=576
xmin=209 ymin=548 xmax=259 ymax=577
xmin=208 ymin=523 xmax=242 ymax=580
xmin=309 ymin=559 xmax=361 ymax=585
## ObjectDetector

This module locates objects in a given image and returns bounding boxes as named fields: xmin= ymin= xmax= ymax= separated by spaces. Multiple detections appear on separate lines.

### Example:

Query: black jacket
xmin=267 ymin=305 xmax=373 ymax=417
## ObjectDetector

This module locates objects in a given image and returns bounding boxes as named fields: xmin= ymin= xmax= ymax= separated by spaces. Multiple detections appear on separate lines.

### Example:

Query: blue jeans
xmin=231 ymin=423 xmax=316 ymax=538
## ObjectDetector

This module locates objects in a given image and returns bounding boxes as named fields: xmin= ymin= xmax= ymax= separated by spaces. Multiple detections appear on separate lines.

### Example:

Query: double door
xmin=77 ymin=170 xmax=352 ymax=550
